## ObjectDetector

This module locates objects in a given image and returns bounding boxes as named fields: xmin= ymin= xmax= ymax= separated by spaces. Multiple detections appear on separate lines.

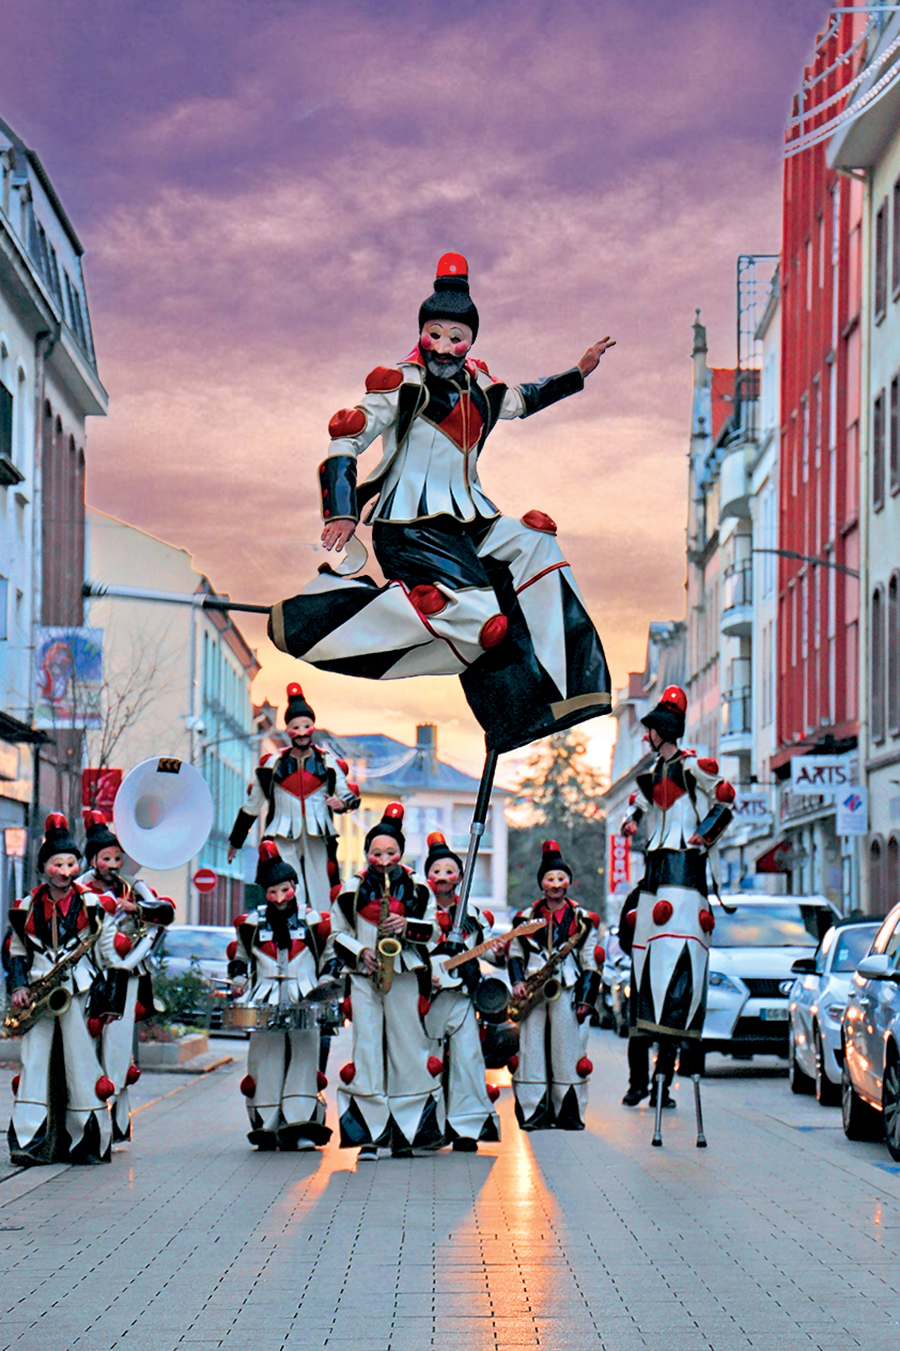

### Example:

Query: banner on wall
xmin=34 ymin=627 xmax=103 ymax=729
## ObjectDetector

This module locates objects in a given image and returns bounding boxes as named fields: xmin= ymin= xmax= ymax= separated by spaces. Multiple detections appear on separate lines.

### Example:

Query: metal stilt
xmin=693 ymin=1073 xmax=707 ymax=1148
xmin=651 ymin=1072 xmax=664 ymax=1147
xmin=447 ymin=749 xmax=498 ymax=946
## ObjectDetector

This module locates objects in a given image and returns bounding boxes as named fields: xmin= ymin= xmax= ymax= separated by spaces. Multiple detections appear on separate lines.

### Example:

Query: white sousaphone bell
xmin=114 ymin=757 xmax=214 ymax=871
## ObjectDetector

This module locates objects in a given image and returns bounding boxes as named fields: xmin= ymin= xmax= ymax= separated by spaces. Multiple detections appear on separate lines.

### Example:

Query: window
xmin=872 ymin=586 xmax=885 ymax=743
xmin=889 ymin=836 xmax=900 ymax=916
xmin=0 ymin=380 xmax=11 ymax=460
xmin=0 ymin=576 xmax=7 ymax=641
xmin=871 ymin=837 xmax=886 ymax=917
xmin=889 ymin=573 xmax=900 ymax=736
xmin=875 ymin=197 xmax=888 ymax=321
xmin=892 ymin=375 xmax=900 ymax=496
xmin=873 ymin=390 xmax=885 ymax=511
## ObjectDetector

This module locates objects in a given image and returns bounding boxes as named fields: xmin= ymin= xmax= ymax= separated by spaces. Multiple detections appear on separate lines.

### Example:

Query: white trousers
xmin=245 ymin=1027 xmax=327 ymax=1138
xmin=338 ymin=971 xmax=443 ymax=1148
xmin=101 ymin=975 xmax=139 ymax=1142
xmin=513 ymin=995 xmax=590 ymax=1130
xmin=425 ymin=989 xmax=499 ymax=1141
xmin=269 ymin=835 xmax=332 ymax=912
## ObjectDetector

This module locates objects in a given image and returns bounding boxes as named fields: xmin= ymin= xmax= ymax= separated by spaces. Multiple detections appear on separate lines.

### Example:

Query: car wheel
xmin=814 ymin=1027 xmax=840 ymax=1107
xmin=841 ymin=1055 xmax=882 ymax=1141
xmin=882 ymin=1052 xmax=900 ymax=1162
xmin=788 ymin=1025 xmax=814 ymax=1095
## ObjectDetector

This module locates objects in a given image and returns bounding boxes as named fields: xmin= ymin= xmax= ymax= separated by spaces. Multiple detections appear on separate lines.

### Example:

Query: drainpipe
xmin=856 ymin=166 xmax=873 ymax=916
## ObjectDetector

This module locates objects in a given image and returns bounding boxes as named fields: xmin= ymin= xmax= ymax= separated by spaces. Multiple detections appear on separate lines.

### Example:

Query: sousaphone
xmin=114 ymin=757 xmax=214 ymax=870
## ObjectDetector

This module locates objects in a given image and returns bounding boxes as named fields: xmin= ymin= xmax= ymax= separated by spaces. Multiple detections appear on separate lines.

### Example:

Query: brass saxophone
xmin=373 ymin=867 xmax=402 ymax=996
xmin=3 ymin=928 xmax=98 ymax=1036
xmin=507 ymin=921 xmax=586 ymax=1023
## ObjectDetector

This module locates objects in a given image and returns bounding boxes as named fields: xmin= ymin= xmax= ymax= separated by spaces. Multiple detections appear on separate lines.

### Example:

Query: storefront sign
xmin=790 ymin=754 xmax=853 ymax=797
xmin=836 ymin=786 xmax=868 ymax=836
xmin=732 ymin=792 xmax=772 ymax=825
xmin=609 ymin=834 xmax=631 ymax=891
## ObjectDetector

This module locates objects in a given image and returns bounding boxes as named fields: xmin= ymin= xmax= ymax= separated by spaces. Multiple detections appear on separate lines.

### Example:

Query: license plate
xmin=759 ymin=1006 xmax=789 ymax=1022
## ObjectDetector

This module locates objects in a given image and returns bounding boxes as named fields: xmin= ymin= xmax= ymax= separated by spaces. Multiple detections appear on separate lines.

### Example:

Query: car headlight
xmin=825 ymin=1003 xmax=846 ymax=1021
xmin=708 ymin=971 xmax=741 ymax=992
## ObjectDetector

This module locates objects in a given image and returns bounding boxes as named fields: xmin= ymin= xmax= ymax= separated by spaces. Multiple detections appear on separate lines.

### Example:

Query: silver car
xmin=787 ymin=921 xmax=879 ymax=1105
xmin=702 ymin=895 xmax=838 ymax=1064
xmin=842 ymin=902 xmax=900 ymax=1158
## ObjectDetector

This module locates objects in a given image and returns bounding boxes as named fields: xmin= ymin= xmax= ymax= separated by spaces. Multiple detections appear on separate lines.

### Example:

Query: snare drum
xmin=223 ymin=1004 xmax=314 ymax=1032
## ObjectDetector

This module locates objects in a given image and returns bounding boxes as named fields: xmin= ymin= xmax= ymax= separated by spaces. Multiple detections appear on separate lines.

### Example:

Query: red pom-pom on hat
xmin=436 ymin=251 xmax=468 ymax=279
xmin=258 ymin=840 xmax=280 ymax=862
xmin=286 ymin=682 xmax=304 ymax=699
xmin=543 ymin=840 xmax=561 ymax=854
xmin=384 ymin=803 xmax=404 ymax=822
xmin=44 ymin=812 xmax=68 ymax=833
xmin=83 ymin=809 xmax=107 ymax=828
xmin=95 ymin=1075 xmax=116 ymax=1102
xmin=661 ymin=685 xmax=687 ymax=713
xmin=486 ymin=1083 xmax=501 ymax=1103
xmin=427 ymin=830 xmax=448 ymax=848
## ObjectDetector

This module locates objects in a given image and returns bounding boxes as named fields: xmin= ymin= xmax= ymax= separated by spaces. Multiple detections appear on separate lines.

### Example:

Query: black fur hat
xmin=285 ymin=682 xmax=315 ymax=726
xmin=424 ymin=830 xmax=463 ymax=876
xmin=537 ymin=839 xmax=573 ymax=885
xmin=256 ymin=840 xmax=298 ymax=891
xmin=364 ymin=802 xmax=405 ymax=854
xmin=83 ymin=809 xmax=121 ymax=865
xmin=37 ymin=813 xmax=82 ymax=872
xmin=641 ymin=684 xmax=687 ymax=743
xmin=418 ymin=253 xmax=479 ymax=341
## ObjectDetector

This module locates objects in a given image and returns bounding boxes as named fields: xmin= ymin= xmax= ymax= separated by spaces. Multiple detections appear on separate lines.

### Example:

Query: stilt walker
xmin=621 ymin=686 xmax=736 ymax=1147
xmin=79 ymin=811 xmax=175 ymax=1143
xmin=329 ymin=805 xmax=443 ymax=1160
xmin=423 ymin=832 xmax=500 ymax=1150
xmin=5 ymin=815 xmax=116 ymax=1166
xmin=507 ymin=842 xmax=601 ymax=1131
xmin=228 ymin=842 xmax=334 ymax=1150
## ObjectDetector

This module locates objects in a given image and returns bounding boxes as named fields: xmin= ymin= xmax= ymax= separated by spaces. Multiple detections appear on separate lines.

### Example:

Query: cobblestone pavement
xmin=1 ymin=1028 xmax=899 ymax=1351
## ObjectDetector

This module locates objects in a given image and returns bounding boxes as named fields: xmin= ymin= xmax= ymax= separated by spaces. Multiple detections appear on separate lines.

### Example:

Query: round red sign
xmin=193 ymin=868 xmax=218 ymax=893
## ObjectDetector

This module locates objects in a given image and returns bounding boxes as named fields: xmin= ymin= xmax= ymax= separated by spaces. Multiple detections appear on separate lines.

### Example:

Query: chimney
xmin=692 ymin=308 xmax=709 ymax=390
xmin=416 ymin=722 xmax=437 ymax=770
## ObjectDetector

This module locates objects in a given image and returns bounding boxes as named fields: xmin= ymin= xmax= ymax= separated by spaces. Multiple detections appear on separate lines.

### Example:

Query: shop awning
xmin=0 ymin=712 xmax=49 ymax=745
xmin=756 ymin=839 xmax=792 ymax=874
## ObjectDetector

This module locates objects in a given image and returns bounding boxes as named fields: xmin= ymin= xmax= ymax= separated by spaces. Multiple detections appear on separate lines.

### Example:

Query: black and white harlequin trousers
xmin=269 ymin=512 xmax=611 ymax=753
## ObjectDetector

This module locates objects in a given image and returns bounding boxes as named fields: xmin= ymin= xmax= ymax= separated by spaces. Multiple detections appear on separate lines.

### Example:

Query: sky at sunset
xmin=3 ymin=0 xmax=834 ymax=782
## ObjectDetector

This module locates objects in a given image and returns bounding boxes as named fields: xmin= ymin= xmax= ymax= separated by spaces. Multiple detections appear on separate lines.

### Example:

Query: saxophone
xmin=507 ymin=920 xmax=586 ymax=1023
xmin=4 ymin=928 xmax=98 ymax=1036
xmin=373 ymin=867 xmax=402 ymax=996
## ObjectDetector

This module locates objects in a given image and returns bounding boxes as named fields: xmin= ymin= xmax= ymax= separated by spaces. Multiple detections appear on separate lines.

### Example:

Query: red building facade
xmin=776 ymin=8 xmax=864 ymax=900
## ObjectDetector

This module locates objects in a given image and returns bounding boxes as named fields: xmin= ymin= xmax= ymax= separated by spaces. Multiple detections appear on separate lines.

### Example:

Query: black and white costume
xmin=229 ymin=844 xmax=334 ymax=1149
xmin=269 ymin=255 xmax=612 ymax=754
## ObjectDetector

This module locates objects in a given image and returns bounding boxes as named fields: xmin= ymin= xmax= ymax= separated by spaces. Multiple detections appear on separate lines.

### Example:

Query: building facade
xmin=85 ymin=509 xmax=259 ymax=921
xmin=0 ymin=115 xmax=107 ymax=931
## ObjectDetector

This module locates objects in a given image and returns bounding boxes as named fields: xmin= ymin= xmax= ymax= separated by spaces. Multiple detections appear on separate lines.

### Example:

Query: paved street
xmin=1 ymin=1027 xmax=899 ymax=1351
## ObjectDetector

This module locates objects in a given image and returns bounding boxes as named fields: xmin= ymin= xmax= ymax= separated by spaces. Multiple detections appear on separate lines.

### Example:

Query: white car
xmin=842 ymin=902 xmax=900 ymax=1158
xmin=701 ymin=895 xmax=838 ymax=1065
xmin=787 ymin=920 xmax=880 ymax=1104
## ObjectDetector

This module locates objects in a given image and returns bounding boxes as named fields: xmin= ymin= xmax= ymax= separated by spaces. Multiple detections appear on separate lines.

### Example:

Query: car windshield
xmin=831 ymin=924 xmax=879 ymax=972
xmin=711 ymin=904 xmax=833 ymax=948
xmin=158 ymin=930 xmax=228 ymax=962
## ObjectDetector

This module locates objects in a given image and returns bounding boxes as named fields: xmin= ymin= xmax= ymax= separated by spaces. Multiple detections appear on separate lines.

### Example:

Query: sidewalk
xmin=2 ymin=1029 xmax=900 ymax=1351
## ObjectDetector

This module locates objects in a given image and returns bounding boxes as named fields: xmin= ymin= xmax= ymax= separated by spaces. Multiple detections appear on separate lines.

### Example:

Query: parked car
xmin=702 ymin=895 xmax=838 ymax=1064
xmin=787 ymin=920 xmax=880 ymax=1104
xmin=841 ymin=902 xmax=900 ymax=1157
xmin=152 ymin=924 xmax=234 ymax=1029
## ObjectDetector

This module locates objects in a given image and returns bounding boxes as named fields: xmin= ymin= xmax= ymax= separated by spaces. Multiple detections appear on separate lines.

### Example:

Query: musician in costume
xmin=329 ymin=804 xmax=442 ymax=1160
xmin=507 ymin=841 xmax=601 ymax=1131
xmin=6 ymin=815 xmax=116 ymax=1167
xmin=227 ymin=683 xmax=359 ymax=910
xmin=621 ymin=686 xmax=735 ymax=1091
xmin=423 ymin=832 xmax=500 ymax=1151
xmin=228 ymin=842 xmax=334 ymax=1150
xmin=269 ymin=254 xmax=614 ymax=755
xmin=79 ymin=811 xmax=175 ymax=1143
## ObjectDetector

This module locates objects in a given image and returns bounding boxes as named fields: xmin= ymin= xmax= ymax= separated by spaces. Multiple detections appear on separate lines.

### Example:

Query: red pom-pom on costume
xmin=341 ymin=996 xmax=352 ymax=1021
xmin=339 ymin=1063 xmax=356 ymax=1085
xmin=427 ymin=1056 xmax=444 ymax=1078
xmin=408 ymin=583 xmax=447 ymax=616
xmin=328 ymin=407 xmax=366 ymax=439
xmin=483 ymin=910 xmax=495 ymax=928
xmin=327 ymin=859 xmax=340 ymax=882
xmin=661 ymin=685 xmax=688 ymax=713
xmin=576 ymin=1057 xmax=593 ymax=1078
xmin=437 ymin=909 xmax=452 ymax=933
xmin=653 ymin=900 xmax=673 ymax=926
xmin=134 ymin=1002 xmax=146 ymax=1021
xmin=594 ymin=945 xmax=606 ymax=965
xmin=623 ymin=909 xmax=637 ymax=930
xmin=486 ymin=1083 xmax=501 ymax=1103
xmin=317 ymin=1071 xmax=328 ymax=1092
xmin=588 ymin=912 xmax=601 ymax=929
xmin=316 ymin=914 xmax=332 ymax=940
xmin=521 ymin=509 xmax=558 ymax=535
xmin=100 ymin=895 xmax=117 ymax=915
xmin=628 ymin=790 xmax=638 ymax=805
xmin=125 ymin=1064 xmax=141 ymax=1086
xmin=698 ymin=909 xmax=716 ymax=934
xmin=95 ymin=1075 xmax=116 ymax=1102
xmin=11 ymin=1074 xmax=20 ymax=1096
xmin=697 ymin=757 xmax=719 ymax=775
xmin=436 ymin=252 xmax=468 ymax=279
xmin=507 ymin=1055 xmax=519 ymax=1073
xmin=715 ymin=781 xmax=736 ymax=804
xmin=240 ymin=1075 xmax=256 ymax=1098
xmin=87 ymin=1017 xmax=103 ymax=1039
xmin=480 ymin=615 xmax=508 ymax=649
xmin=336 ymin=758 xmax=349 ymax=774
xmin=365 ymin=365 xmax=403 ymax=393
xmin=418 ymin=996 xmax=432 ymax=1018
xmin=226 ymin=940 xmax=238 ymax=961
xmin=347 ymin=781 xmax=360 ymax=797
xmin=329 ymin=884 xmax=341 ymax=903
xmin=113 ymin=932 xmax=133 ymax=958
xmin=233 ymin=913 xmax=248 ymax=928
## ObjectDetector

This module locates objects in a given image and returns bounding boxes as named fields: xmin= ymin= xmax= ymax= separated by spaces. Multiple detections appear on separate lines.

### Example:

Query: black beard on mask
xmin=423 ymin=350 xmax=467 ymax=381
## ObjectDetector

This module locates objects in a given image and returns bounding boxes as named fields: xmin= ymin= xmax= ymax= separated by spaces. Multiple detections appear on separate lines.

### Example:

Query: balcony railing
xmin=722 ymin=685 xmax=752 ymax=736
xmin=723 ymin=559 xmax=753 ymax=609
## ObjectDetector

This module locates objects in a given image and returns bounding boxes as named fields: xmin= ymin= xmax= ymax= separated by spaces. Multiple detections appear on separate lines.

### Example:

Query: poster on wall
xmin=34 ymin=627 xmax=103 ymax=729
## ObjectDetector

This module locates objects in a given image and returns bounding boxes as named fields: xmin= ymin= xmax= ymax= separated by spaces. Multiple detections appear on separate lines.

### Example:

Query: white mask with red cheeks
xmin=427 ymin=858 xmax=461 ymax=898
xmin=419 ymin=320 xmax=473 ymax=380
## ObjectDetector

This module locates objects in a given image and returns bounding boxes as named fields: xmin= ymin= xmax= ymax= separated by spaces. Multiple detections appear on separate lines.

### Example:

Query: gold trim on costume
xmin=269 ymin=601 xmax=286 ymax=653
xmin=549 ymin=692 xmax=612 ymax=718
